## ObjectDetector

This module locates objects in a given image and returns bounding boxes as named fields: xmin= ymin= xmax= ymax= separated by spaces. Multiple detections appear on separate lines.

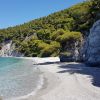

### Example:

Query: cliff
xmin=0 ymin=40 xmax=23 ymax=57
xmin=81 ymin=20 xmax=100 ymax=66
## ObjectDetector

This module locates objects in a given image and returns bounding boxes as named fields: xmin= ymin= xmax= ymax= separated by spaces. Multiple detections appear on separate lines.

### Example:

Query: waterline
xmin=0 ymin=57 xmax=43 ymax=99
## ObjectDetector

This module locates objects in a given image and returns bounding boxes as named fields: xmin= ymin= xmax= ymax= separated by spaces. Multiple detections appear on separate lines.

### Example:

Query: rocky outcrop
xmin=59 ymin=41 xmax=81 ymax=62
xmin=81 ymin=20 xmax=100 ymax=66
xmin=0 ymin=40 xmax=24 ymax=57
xmin=59 ymin=53 xmax=74 ymax=62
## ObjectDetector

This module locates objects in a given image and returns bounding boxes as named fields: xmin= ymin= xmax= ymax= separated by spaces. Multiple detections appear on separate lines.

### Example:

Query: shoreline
xmin=11 ymin=57 xmax=60 ymax=100
xmin=6 ymin=57 xmax=45 ymax=100
xmin=1 ymin=57 xmax=100 ymax=100
xmin=27 ymin=57 xmax=100 ymax=100
xmin=8 ymin=74 xmax=44 ymax=100
xmin=0 ymin=57 xmax=44 ymax=100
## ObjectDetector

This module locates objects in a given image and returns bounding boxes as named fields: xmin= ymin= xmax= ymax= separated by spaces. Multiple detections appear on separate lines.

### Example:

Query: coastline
xmin=27 ymin=57 xmax=100 ymax=100
xmin=5 ymin=57 xmax=44 ymax=100
xmin=1 ymin=57 xmax=100 ymax=100
xmin=8 ymin=57 xmax=60 ymax=100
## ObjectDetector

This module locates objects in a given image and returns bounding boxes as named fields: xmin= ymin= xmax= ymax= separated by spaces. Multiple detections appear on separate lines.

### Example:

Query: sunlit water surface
xmin=0 ymin=57 xmax=41 ymax=99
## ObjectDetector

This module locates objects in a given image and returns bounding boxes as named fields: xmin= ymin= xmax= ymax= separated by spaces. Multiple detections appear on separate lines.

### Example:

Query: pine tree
xmin=89 ymin=0 xmax=100 ymax=20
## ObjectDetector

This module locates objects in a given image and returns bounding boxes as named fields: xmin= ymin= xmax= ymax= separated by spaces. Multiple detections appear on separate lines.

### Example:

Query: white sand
xmin=10 ymin=57 xmax=100 ymax=100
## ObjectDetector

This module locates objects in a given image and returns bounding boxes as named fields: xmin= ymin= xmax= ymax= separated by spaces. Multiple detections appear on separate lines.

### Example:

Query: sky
xmin=0 ymin=0 xmax=84 ymax=29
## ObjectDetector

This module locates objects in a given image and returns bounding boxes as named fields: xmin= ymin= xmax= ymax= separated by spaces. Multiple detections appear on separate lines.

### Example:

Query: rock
xmin=0 ymin=40 xmax=24 ymax=57
xmin=59 ymin=41 xmax=81 ymax=62
xmin=81 ymin=20 xmax=100 ymax=66
xmin=59 ymin=40 xmax=82 ymax=62
xmin=59 ymin=54 xmax=74 ymax=62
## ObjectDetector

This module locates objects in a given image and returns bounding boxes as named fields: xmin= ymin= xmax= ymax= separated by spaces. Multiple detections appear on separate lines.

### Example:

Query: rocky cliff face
xmin=0 ymin=40 xmax=23 ymax=57
xmin=60 ymin=40 xmax=82 ymax=62
xmin=81 ymin=20 xmax=100 ymax=66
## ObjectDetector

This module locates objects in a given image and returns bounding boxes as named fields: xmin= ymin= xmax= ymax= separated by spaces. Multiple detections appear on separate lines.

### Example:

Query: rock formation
xmin=59 ymin=41 xmax=81 ymax=62
xmin=81 ymin=20 xmax=100 ymax=66
xmin=0 ymin=40 xmax=23 ymax=57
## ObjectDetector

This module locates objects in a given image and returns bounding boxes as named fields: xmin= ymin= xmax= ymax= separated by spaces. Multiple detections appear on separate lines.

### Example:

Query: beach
xmin=17 ymin=57 xmax=100 ymax=100
xmin=0 ymin=57 xmax=43 ymax=100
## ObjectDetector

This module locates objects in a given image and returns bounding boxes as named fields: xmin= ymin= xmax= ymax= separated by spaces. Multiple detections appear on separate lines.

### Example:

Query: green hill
xmin=0 ymin=0 xmax=99 ymax=57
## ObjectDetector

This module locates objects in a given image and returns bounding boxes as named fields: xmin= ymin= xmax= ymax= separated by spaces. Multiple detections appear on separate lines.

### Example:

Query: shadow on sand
xmin=57 ymin=63 xmax=100 ymax=87
xmin=33 ymin=61 xmax=61 ymax=65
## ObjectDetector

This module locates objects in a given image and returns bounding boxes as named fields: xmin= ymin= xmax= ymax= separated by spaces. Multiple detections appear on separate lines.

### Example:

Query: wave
xmin=8 ymin=74 xmax=44 ymax=100
xmin=0 ymin=58 xmax=43 ymax=100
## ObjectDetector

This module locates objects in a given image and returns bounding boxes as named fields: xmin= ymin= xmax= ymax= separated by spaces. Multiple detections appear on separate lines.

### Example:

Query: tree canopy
xmin=0 ymin=0 xmax=99 ymax=57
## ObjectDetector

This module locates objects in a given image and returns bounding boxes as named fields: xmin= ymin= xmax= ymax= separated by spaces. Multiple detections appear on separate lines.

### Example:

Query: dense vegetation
xmin=0 ymin=0 xmax=99 ymax=57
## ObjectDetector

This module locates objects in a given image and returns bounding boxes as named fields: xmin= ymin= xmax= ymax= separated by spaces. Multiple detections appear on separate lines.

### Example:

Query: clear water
xmin=0 ymin=57 xmax=41 ymax=99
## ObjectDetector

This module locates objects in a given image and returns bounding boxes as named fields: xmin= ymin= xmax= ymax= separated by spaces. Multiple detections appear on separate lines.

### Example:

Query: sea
xmin=0 ymin=57 xmax=43 ymax=100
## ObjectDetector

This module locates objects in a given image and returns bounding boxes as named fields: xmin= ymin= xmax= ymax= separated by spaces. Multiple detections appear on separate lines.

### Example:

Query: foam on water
xmin=0 ymin=57 xmax=42 ymax=99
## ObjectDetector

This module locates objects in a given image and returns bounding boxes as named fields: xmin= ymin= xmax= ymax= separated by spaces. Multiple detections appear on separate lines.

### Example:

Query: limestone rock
xmin=59 ymin=41 xmax=81 ymax=62
xmin=82 ymin=20 xmax=100 ymax=66
xmin=0 ymin=40 xmax=24 ymax=57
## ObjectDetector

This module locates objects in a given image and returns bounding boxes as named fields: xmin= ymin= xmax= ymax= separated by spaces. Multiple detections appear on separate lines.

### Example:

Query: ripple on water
xmin=0 ymin=57 xmax=42 ymax=99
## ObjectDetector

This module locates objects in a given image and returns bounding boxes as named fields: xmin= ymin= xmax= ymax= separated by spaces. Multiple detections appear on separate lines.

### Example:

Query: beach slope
xmin=25 ymin=57 xmax=100 ymax=100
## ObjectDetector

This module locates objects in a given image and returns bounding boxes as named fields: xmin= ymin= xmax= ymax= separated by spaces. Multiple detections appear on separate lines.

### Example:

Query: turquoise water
xmin=0 ymin=57 xmax=41 ymax=99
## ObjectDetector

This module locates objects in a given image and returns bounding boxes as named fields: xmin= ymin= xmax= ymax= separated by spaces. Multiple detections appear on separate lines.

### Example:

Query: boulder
xmin=59 ymin=54 xmax=74 ymax=62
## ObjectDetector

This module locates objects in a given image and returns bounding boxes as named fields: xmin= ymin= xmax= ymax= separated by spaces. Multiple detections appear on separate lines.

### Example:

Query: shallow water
xmin=0 ymin=57 xmax=41 ymax=99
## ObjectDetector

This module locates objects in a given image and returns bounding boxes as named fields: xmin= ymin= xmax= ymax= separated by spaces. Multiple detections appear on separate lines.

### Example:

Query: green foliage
xmin=18 ymin=38 xmax=61 ymax=57
xmin=53 ymin=30 xmax=82 ymax=51
xmin=37 ymin=29 xmax=50 ymax=40
xmin=60 ymin=52 xmax=72 ymax=56
xmin=51 ymin=29 xmax=82 ymax=44
xmin=88 ymin=0 xmax=100 ymax=21
xmin=51 ymin=29 xmax=67 ymax=40
xmin=57 ymin=31 xmax=82 ymax=43
xmin=0 ymin=1 xmax=93 ymax=42
xmin=0 ymin=0 xmax=98 ymax=57
xmin=40 ymin=41 xmax=61 ymax=57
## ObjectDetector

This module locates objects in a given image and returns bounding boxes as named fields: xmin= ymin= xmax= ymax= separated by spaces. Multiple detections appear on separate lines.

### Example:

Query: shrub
xmin=40 ymin=41 xmax=61 ymax=57
xmin=39 ymin=46 xmax=54 ymax=57
xmin=50 ymin=41 xmax=61 ymax=49
xmin=50 ymin=29 xmax=68 ymax=40
xmin=56 ymin=31 xmax=82 ymax=43
xmin=37 ymin=29 xmax=50 ymax=40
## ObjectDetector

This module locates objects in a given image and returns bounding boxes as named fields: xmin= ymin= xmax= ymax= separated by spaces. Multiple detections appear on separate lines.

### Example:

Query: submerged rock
xmin=81 ymin=20 xmax=100 ymax=66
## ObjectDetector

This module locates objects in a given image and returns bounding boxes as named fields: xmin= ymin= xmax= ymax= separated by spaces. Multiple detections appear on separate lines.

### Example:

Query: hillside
xmin=0 ymin=0 xmax=99 ymax=57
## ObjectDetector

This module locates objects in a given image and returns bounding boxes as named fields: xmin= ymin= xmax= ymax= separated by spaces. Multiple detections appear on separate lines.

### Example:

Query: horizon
xmin=0 ymin=0 xmax=84 ymax=29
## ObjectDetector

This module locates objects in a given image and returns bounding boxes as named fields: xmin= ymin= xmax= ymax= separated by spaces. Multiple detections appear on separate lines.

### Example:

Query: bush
xmin=39 ymin=41 xmax=61 ymax=57
xmin=50 ymin=41 xmax=61 ymax=49
xmin=39 ymin=46 xmax=54 ymax=57
xmin=37 ymin=29 xmax=50 ymax=40
xmin=56 ymin=31 xmax=82 ymax=43
xmin=50 ymin=29 xmax=68 ymax=40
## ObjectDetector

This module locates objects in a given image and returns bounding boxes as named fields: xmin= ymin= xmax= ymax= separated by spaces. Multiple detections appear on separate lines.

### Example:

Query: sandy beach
xmin=4 ymin=57 xmax=99 ymax=100
xmin=15 ymin=57 xmax=100 ymax=100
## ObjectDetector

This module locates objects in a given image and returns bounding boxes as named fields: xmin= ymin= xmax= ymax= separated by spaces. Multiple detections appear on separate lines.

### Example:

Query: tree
xmin=88 ymin=0 xmax=100 ymax=21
